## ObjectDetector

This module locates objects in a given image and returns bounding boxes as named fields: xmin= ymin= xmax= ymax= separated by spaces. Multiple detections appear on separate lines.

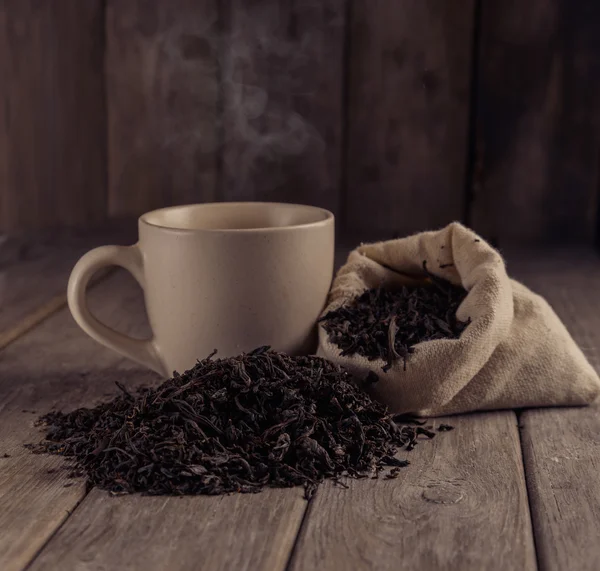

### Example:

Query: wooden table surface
xmin=0 ymin=240 xmax=599 ymax=571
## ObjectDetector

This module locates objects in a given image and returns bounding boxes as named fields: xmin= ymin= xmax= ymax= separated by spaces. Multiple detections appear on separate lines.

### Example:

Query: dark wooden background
xmin=1 ymin=0 xmax=600 ymax=247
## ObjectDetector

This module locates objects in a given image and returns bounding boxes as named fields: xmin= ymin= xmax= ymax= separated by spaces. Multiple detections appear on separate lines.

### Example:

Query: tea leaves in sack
xmin=318 ymin=223 xmax=600 ymax=416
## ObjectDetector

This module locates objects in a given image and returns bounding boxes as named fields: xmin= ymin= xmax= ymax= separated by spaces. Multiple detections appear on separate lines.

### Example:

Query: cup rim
xmin=139 ymin=202 xmax=334 ymax=233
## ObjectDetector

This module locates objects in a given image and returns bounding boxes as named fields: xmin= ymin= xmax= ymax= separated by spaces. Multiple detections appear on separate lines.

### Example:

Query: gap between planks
xmin=0 ymin=271 xmax=153 ymax=571
xmin=28 ymin=488 xmax=308 ymax=571
xmin=10 ymin=269 xmax=536 ymax=571
xmin=288 ymin=412 xmax=536 ymax=571
xmin=511 ymin=250 xmax=600 ymax=571
xmin=28 ymin=415 xmax=537 ymax=571
xmin=0 ymin=240 xmax=348 ymax=570
xmin=12 ymin=250 xmax=600 ymax=571
xmin=0 ymin=268 xmax=112 ymax=352
xmin=0 ymin=233 xmax=135 ymax=353
xmin=0 ymin=271 xmax=309 ymax=571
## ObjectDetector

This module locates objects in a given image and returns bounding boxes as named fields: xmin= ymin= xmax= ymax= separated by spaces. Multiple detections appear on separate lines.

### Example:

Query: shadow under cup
xmin=137 ymin=202 xmax=335 ymax=374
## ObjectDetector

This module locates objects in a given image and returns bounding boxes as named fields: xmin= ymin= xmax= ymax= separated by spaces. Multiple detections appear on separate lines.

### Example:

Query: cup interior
xmin=141 ymin=202 xmax=332 ymax=231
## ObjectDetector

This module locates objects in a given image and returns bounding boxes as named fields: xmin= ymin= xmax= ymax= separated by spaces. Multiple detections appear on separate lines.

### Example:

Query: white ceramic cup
xmin=67 ymin=202 xmax=335 ymax=377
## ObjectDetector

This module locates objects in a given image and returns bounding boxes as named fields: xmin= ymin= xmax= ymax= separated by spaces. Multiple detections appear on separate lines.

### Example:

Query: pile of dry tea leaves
xmin=319 ymin=263 xmax=470 ymax=371
xmin=31 ymin=348 xmax=445 ymax=498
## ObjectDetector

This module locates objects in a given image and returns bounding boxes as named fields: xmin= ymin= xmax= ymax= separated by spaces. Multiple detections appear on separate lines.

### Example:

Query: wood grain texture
xmin=345 ymin=0 xmax=474 ymax=239
xmin=0 ymin=270 xmax=306 ymax=571
xmin=30 ymin=487 xmax=306 ymax=571
xmin=0 ymin=244 xmax=109 ymax=350
xmin=0 ymin=454 xmax=87 ymax=571
xmin=290 ymin=413 xmax=536 ymax=571
xmin=471 ymin=0 xmax=600 ymax=245
xmin=0 ymin=228 xmax=137 ymax=350
xmin=0 ymin=274 xmax=152 ymax=423
xmin=106 ymin=0 xmax=219 ymax=217
xmin=0 ymin=271 xmax=156 ymax=571
xmin=520 ymin=404 xmax=600 ymax=571
xmin=0 ymin=0 xmax=106 ymax=237
xmin=508 ymin=249 xmax=600 ymax=369
xmin=220 ymin=0 xmax=345 ymax=215
xmin=510 ymin=250 xmax=600 ymax=571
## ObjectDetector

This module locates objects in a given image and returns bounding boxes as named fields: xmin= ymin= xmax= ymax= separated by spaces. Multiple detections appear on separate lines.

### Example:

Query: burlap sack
xmin=318 ymin=222 xmax=600 ymax=416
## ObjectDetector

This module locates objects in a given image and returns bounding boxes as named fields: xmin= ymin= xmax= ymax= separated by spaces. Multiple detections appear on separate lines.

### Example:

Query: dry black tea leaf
xmin=29 ymin=348 xmax=441 ymax=499
xmin=319 ymin=261 xmax=470 ymax=371
xmin=437 ymin=424 xmax=455 ymax=432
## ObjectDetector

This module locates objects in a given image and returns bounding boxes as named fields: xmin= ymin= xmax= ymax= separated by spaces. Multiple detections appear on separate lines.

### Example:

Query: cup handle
xmin=67 ymin=244 xmax=167 ymax=377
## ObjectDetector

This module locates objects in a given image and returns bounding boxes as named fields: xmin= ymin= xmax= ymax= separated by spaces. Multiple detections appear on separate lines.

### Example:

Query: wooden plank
xmin=507 ymin=249 xmax=600 ymax=369
xmin=0 ymin=272 xmax=154 ymax=571
xmin=345 ymin=0 xmax=474 ymax=239
xmin=106 ymin=0 xmax=220 ymax=218
xmin=0 ymin=271 xmax=306 ymax=571
xmin=510 ymin=251 xmax=600 ymax=571
xmin=29 ymin=487 xmax=306 ymax=571
xmin=520 ymin=404 xmax=600 ymax=571
xmin=471 ymin=1 xmax=600 ymax=245
xmin=290 ymin=413 xmax=536 ymax=571
xmin=0 ymin=0 xmax=106 ymax=236
xmin=220 ymin=0 xmax=345 ymax=216
xmin=0 ymin=454 xmax=87 ymax=571
xmin=0 ymin=245 xmax=95 ymax=350
xmin=0 ymin=228 xmax=136 ymax=350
